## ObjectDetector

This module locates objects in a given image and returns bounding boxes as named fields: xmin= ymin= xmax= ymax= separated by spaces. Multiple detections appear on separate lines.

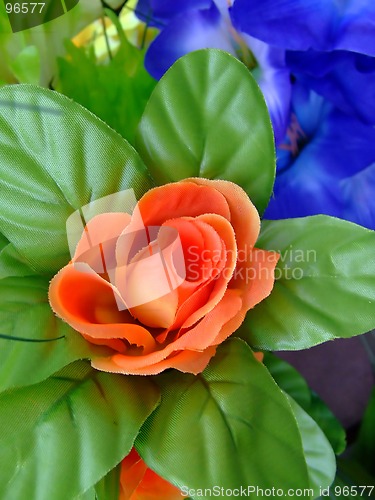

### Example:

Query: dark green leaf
xmin=287 ymin=396 xmax=336 ymax=497
xmin=0 ymin=360 xmax=160 ymax=500
xmin=0 ymin=239 xmax=36 ymax=279
xmin=136 ymin=49 xmax=275 ymax=214
xmin=352 ymin=386 xmax=375 ymax=475
xmin=240 ymin=216 xmax=375 ymax=350
xmin=0 ymin=84 xmax=154 ymax=276
xmin=308 ymin=393 xmax=346 ymax=456
xmin=263 ymin=352 xmax=311 ymax=408
xmin=94 ymin=463 xmax=121 ymax=500
xmin=0 ymin=276 xmax=113 ymax=392
xmin=136 ymin=338 xmax=310 ymax=498
xmin=317 ymin=458 xmax=375 ymax=499
xmin=264 ymin=354 xmax=346 ymax=455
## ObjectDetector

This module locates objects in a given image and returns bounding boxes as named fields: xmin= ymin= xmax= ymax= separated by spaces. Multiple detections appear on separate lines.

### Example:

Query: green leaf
xmin=0 ymin=239 xmax=36 ymax=279
xmin=56 ymin=32 xmax=156 ymax=146
xmin=307 ymin=393 xmax=346 ymax=456
xmin=0 ymin=0 xmax=103 ymax=86
xmin=0 ymin=276 xmax=113 ymax=392
xmin=136 ymin=49 xmax=275 ymax=214
xmin=352 ymin=386 xmax=375 ymax=475
xmin=0 ymin=360 xmax=160 ymax=500
xmin=287 ymin=396 xmax=336 ymax=498
xmin=264 ymin=354 xmax=346 ymax=455
xmin=263 ymin=352 xmax=311 ymax=408
xmin=136 ymin=338 xmax=310 ymax=498
xmin=94 ymin=463 xmax=121 ymax=500
xmin=9 ymin=46 xmax=41 ymax=85
xmin=0 ymin=84 xmax=154 ymax=275
xmin=317 ymin=458 xmax=375 ymax=499
xmin=240 ymin=216 xmax=375 ymax=350
xmin=0 ymin=232 xmax=8 ymax=252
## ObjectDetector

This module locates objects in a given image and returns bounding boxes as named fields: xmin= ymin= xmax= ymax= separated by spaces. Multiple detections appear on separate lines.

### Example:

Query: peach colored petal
xmin=73 ymin=213 xmax=131 ymax=273
xmin=242 ymin=248 xmax=280 ymax=310
xmin=186 ymin=178 xmax=261 ymax=251
xmin=178 ymin=213 xmax=237 ymax=329
xmin=81 ymin=334 xmax=126 ymax=353
xmin=161 ymin=217 xmax=219 ymax=285
xmin=118 ymin=240 xmax=180 ymax=329
xmin=49 ymin=263 xmax=157 ymax=353
xmin=91 ymin=290 xmax=242 ymax=375
xmin=93 ymin=346 xmax=217 ymax=376
xmin=212 ymin=248 xmax=279 ymax=346
xmin=163 ymin=216 xmax=229 ymax=331
xmin=136 ymin=182 xmax=231 ymax=226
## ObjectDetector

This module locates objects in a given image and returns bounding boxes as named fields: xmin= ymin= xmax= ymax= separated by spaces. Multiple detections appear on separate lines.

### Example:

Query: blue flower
xmin=264 ymin=82 xmax=375 ymax=229
xmin=135 ymin=0 xmax=375 ymax=228
xmin=136 ymin=0 xmax=292 ymax=144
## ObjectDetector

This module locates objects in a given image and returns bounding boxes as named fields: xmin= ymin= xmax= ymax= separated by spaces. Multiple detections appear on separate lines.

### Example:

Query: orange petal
xmin=186 ymin=178 xmax=260 ymax=251
xmin=132 ymin=468 xmax=185 ymax=500
xmin=91 ymin=289 xmax=242 ymax=375
xmin=136 ymin=181 xmax=231 ymax=226
xmin=120 ymin=450 xmax=185 ymax=500
xmin=48 ymin=262 xmax=157 ymax=353
xmin=93 ymin=346 xmax=217 ymax=376
xmin=120 ymin=449 xmax=148 ymax=500
xmin=73 ymin=213 xmax=131 ymax=274
xmin=242 ymin=248 xmax=279 ymax=310
xmin=177 ymin=214 xmax=237 ymax=329
xmin=212 ymin=248 xmax=279 ymax=346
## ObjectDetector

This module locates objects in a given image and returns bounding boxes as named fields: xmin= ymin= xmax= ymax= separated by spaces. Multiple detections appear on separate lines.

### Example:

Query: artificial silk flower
xmin=286 ymin=50 xmax=375 ymax=126
xmin=231 ymin=0 xmax=375 ymax=125
xmin=230 ymin=0 xmax=375 ymax=55
xmin=134 ymin=0 xmax=375 ymax=227
xmin=119 ymin=449 xmax=185 ymax=499
xmin=264 ymin=81 xmax=375 ymax=229
xmin=49 ymin=178 xmax=278 ymax=376
xmin=135 ymin=0 xmax=291 ymax=144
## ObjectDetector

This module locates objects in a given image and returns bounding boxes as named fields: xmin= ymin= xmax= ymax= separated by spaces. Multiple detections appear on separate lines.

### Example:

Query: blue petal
xmin=265 ymin=85 xmax=375 ymax=229
xmin=286 ymin=50 xmax=375 ymax=125
xmin=230 ymin=0 xmax=375 ymax=55
xmin=135 ymin=0 xmax=212 ymax=26
xmin=244 ymin=35 xmax=291 ymax=145
xmin=144 ymin=2 xmax=236 ymax=80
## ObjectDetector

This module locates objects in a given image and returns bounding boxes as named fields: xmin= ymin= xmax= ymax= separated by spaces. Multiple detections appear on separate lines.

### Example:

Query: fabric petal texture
xmin=143 ymin=2 xmax=236 ymax=80
xmin=49 ymin=179 xmax=278 ymax=375
xmin=230 ymin=0 xmax=375 ymax=55
xmin=265 ymin=83 xmax=375 ymax=229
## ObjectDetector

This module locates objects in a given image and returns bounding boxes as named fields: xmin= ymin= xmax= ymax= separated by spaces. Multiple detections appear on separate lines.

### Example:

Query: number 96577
xmin=6 ymin=3 xmax=46 ymax=14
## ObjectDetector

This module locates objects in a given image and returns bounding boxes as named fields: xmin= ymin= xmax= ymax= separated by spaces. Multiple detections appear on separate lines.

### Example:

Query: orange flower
xmin=49 ymin=179 xmax=278 ymax=375
xmin=119 ymin=449 xmax=185 ymax=500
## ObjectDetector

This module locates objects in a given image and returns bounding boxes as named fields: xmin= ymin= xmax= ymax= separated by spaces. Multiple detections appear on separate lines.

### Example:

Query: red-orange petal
xmin=49 ymin=262 xmax=157 ymax=353
xmin=186 ymin=178 xmax=261 ymax=251
xmin=135 ymin=181 xmax=231 ymax=226
xmin=119 ymin=449 xmax=185 ymax=500
xmin=91 ymin=290 xmax=242 ymax=375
